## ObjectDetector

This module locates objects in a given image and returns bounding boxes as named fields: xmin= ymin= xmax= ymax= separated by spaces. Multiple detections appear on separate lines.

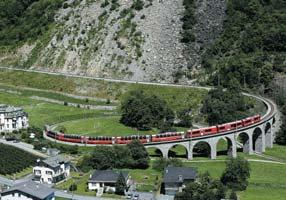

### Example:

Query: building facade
xmin=33 ymin=155 xmax=70 ymax=184
xmin=88 ymin=170 xmax=130 ymax=193
xmin=0 ymin=181 xmax=55 ymax=200
xmin=0 ymin=104 xmax=29 ymax=133
xmin=162 ymin=166 xmax=197 ymax=196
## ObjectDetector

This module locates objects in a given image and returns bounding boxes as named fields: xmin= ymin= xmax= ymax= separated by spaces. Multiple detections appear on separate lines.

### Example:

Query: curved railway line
xmin=0 ymin=66 xmax=278 ymax=159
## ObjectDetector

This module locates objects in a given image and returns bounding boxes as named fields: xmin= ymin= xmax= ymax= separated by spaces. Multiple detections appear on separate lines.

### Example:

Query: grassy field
xmin=184 ymin=159 xmax=286 ymax=200
xmin=55 ymin=117 xmax=190 ymax=136
xmin=0 ymin=84 xmax=116 ymax=106
xmin=55 ymin=198 xmax=71 ymax=200
xmin=55 ymin=172 xmax=96 ymax=196
xmin=0 ymin=69 xmax=207 ymax=114
xmin=0 ymin=91 xmax=114 ymax=128
xmin=264 ymin=144 xmax=286 ymax=161
xmin=55 ymin=116 xmax=157 ymax=136
xmin=129 ymin=166 xmax=162 ymax=192
xmin=0 ymin=68 xmax=267 ymax=137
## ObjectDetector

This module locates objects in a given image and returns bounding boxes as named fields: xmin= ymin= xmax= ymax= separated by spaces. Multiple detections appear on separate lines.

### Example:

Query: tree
xmin=113 ymin=145 xmax=133 ymax=168
xmin=229 ymin=190 xmax=238 ymax=200
xmin=69 ymin=183 xmax=77 ymax=191
xmin=175 ymin=172 xmax=226 ymax=200
xmin=115 ymin=172 xmax=127 ymax=195
xmin=127 ymin=140 xmax=149 ymax=169
xmin=220 ymin=157 xmax=250 ymax=191
xmin=177 ymin=108 xmax=192 ymax=127
xmin=120 ymin=90 xmax=175 ymax=130
xmin=275 ymin=106 xmax=286 ymax=144
xmin=152 ymin=158 xmax=183 ymax=171
xmin=201 ymin=85 xmax=250 ymax=125
xmin=77 ymin=143 xmax=147 ymax=171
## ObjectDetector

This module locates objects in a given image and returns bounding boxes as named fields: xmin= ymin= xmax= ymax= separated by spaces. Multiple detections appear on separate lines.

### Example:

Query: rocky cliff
xmin=0 ymin=0 xmax=227 ymax=83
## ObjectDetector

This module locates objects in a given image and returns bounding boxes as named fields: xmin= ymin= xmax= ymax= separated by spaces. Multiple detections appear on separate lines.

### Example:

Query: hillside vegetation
xmin=201 ymin=0 xmax=286 ymax=88
xmin=0 ymin=0 xmax=64 ymax=48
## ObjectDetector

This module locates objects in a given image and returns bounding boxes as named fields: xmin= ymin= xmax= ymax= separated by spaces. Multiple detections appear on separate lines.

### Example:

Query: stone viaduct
xmin=44 ymin=90 xmax=278 ymax=160
xmin=144 ymin=95 xmax=277 ymax=160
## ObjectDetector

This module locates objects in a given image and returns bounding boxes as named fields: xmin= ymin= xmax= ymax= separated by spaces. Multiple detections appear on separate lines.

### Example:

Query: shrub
xmin=132 ymin=0 xmax=144 ymax=10
xmin=69 ymin=183 xmax=77 ymax=191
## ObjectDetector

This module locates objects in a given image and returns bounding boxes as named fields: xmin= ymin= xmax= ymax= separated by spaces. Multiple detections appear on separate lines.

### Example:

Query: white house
xmin=88 ymin=170 xmax=130 ymax=193
xmin=0 ymin=181 xmax=55 ymax=200
xmin=33 ymin=155 xmax=70 ymax=184
xmin=0 ymin=104 xmax=29 ymax=133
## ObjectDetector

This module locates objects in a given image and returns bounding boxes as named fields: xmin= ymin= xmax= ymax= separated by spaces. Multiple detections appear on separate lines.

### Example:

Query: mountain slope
xmin=0 ymin=0 xmax=227 ymax=83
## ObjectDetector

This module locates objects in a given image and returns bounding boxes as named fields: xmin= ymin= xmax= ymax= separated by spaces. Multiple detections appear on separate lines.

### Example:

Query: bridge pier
xmin=228 ymin=136 xmax=237 ymax=158
xmin=265 ymin=122 xmax=273 ymax=148
xmin=210 ymin=142 xmax=217 ymax=159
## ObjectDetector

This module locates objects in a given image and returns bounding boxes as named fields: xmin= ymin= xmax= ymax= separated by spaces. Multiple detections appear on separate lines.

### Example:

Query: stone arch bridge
xmin=144 ymin=94 xmax=278 ymax=160
xmin=44 ymin=91 xmax=278 ymax=160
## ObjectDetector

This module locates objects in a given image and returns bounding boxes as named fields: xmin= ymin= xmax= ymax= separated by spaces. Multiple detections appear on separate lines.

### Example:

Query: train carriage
xmin=116 ymin=135 xmax=150 ymax=144
xmin=87 ymin=136 xmax=114 ymax=145
xmin=151 ymin=132 xmax=184 ymax=142
xmin=218 ymin=120 xmax=243 ymax=132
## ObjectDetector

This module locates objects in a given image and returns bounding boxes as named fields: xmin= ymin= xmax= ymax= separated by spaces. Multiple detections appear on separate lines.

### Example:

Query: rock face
xmin=184 ymin=0 xmax=227 ymax=78
xmin=1 ymin=0 xmax=227 ymax=83
xmin=30 ymin=0 xmax=188 ymax=83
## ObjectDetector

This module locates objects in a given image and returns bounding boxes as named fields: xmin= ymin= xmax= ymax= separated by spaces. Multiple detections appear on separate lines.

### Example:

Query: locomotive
xmin=45 ymin=115 xmax=261 ymax=145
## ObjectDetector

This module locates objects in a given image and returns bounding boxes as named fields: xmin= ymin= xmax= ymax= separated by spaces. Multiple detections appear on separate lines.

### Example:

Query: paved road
xmin=0 ymin=138 xmax=48 ymax=158
xmin=0 ymin=66 xmax=212 ymax=90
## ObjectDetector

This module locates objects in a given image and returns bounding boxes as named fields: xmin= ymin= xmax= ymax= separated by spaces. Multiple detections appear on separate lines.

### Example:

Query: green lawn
xmin=55 ymin=198 xmax=71 ymax=200
xmin=55 ymin=172 xmax=96 ymax=196
xmin=184 ymin=159 xmax=286 ymax=200
xmin=264 ymin=144 xmax=286 ymax=161
xmin=129 ymin=166 xmax=162 ymax=192
xmin=0 ymin=69 xmax=208 ymax=114
xmin=56 ymin=116 xmax=190 ymax=137
xmin=238 ymin=185 xmax=286 ymax=200
xmin=0 ymin=84 xmax=116 ymax=106
xmin=55 ymin=116 xmax=157 ymax=136
xmin=0 ymin=91 xmax=115 ymax=128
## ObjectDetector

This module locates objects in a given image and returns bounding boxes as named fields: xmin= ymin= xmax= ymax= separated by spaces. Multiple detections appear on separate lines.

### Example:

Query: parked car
xmin=133 ymin=194 xmax=139 ymax=200
xmin=126 ymin=193 xmax=132 ymax=199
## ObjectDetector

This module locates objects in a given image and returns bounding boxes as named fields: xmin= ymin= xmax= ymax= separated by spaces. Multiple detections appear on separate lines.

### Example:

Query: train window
xmin=231 ymin=124 xmax=236 ymax=128
xmin=205 ymin=129 xmax=211 ymax=133
xmin=219 ymin=127 xmax=225 ymax=130
xmin=193 ymin=131 xmax=200 ymax=134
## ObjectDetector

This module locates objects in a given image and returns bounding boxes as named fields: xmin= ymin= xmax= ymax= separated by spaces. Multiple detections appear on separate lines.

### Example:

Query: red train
xmin=45 ymin=115 xmax=261 ymax=145
xmin=151 ymin=132 xmax=185 ymax=142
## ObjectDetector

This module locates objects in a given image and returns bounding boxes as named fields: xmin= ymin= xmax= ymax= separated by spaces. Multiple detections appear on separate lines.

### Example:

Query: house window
xmin=46 ymin=171 xmax=52 ymax=175
xmin=18 ymin=193 xmax=21 ymax=197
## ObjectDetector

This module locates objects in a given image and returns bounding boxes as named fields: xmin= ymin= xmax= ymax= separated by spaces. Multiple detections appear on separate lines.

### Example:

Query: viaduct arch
xmin=44 ymin=87 xmax=278 ymax=160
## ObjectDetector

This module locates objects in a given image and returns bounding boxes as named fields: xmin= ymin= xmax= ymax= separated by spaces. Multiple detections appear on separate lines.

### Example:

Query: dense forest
xmin=201 ymin=0 xmax=286 ymax=88
xmin=0 ymin=144 xmax=38 ymax=175
xmin=0 ymin=0 xmax=64 ymax=48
